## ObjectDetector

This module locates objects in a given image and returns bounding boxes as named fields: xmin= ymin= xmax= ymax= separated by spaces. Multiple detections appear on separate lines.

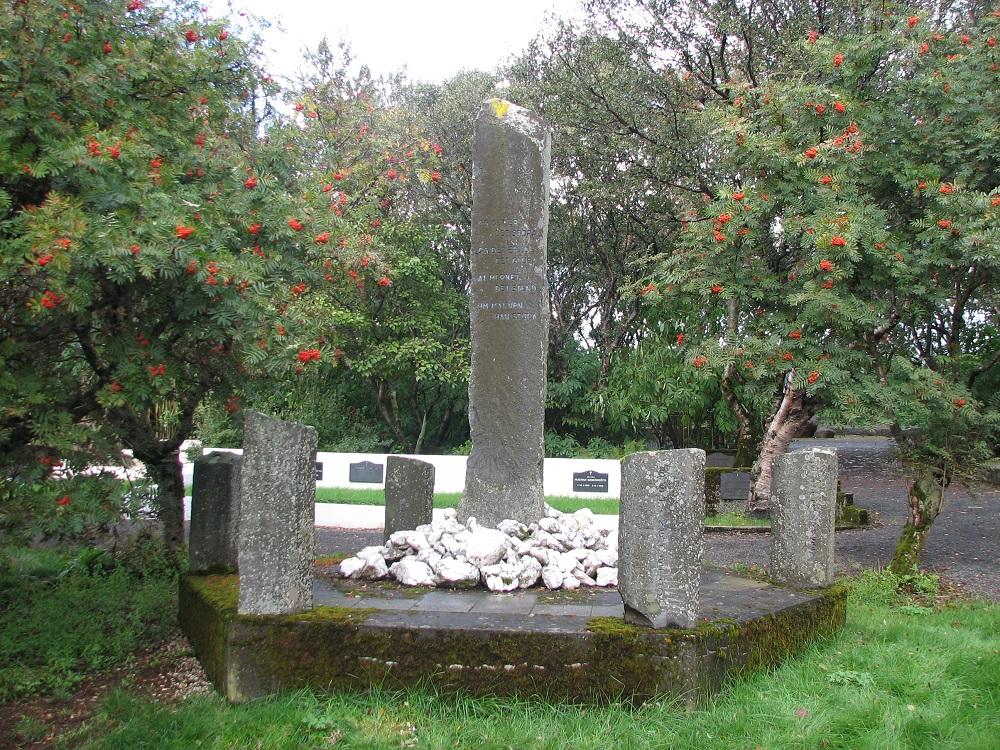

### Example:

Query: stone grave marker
xmin=349 ymin=460 xmax=384 ymax=484
xmin=189 ymin=451 xmax=241 ymax=573
xmin=237 ymin=411 xmax=318 ymax=615
xmin=619 ymin=449 xmax=705 ymax=628
xmin=459 ymin=99 xmax=552 ymax=528
xmin=769 ymin=447 xmax=838 ymax=586
xmin=384 ymin=456 xmax=435 ymax=541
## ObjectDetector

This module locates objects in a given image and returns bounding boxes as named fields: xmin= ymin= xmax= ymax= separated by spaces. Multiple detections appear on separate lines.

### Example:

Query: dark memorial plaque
xmin=458 ymin=99 xmax=552 ymax=527
xmin=573 ymin=470 xmax=609 ymax=493
xmin=719 ymin=471 xmax=751 ymax=500
xmin=349 ymin=461 xmax=384 ymax=484
xmin=314 ymin=461 xmax=324 ymax=481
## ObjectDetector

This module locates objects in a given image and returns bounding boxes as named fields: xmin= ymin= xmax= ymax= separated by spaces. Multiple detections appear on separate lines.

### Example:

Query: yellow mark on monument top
xmin=490 ymin=99 xmax=510 ymax=118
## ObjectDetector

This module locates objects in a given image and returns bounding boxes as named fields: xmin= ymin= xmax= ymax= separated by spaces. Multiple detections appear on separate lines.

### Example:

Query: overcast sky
xmin=209 ymin=0 xmax=585 ymax=83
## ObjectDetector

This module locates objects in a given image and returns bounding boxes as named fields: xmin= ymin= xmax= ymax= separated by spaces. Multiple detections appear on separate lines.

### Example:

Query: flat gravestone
xmin=573 ymin=470 xmax=609 ymax=493
xmin=769 ymin=448 xmax=838 ymax=587
xmin=189 ymin=451 xmax=241 ymax=573
xmin=705 ymin=452 xmax=736 ymax=468
xmin=619 ymin=449 xmax=705 ymax=628
xmin=237 ymin=411 xmax=317 ymax=615
xmin=349 ymin=460 xmax=384 ymax=484
xmin=384 ymin=456 xmax=435 ymax=541
xmin=459 ymin=99 xmax=552 ymax=528
xmin=719 ymin=471 xmax=751 ymax=500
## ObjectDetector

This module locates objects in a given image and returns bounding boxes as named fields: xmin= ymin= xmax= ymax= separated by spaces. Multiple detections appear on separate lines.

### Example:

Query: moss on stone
xmin=180 ymin=571 xmax=847 ymax=705
xmin=586 ymin=616 xmax=644 ymax=636
xmin=315 ymin=553 xmax=350 ymax=568
xmin=186 ymin=574 xmax=239 ymax=614
xmin=179 ymin=575 xmax=234 ymax=694
xmin=285 ymin=606 xmax=375 ymax=625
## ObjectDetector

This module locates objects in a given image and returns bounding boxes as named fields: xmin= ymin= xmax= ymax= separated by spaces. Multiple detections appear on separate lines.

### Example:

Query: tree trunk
xmin=746 ymin=370 xmax=814 ymax=513
xmin=721 ymin=361 xmax=755 ymax=467
xmin=889 ymin=471 xmax=947 ymax=575
xmin=139 ymin=448 xmax=186 ymax=552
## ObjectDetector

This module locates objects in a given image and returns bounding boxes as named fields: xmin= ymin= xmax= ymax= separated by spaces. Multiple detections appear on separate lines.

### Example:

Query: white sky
xmin=210 ymin=0 xmax=586 ymax=84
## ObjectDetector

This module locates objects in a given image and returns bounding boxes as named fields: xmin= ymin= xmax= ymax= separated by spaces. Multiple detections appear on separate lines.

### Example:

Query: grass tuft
xmin=0 ymin=543 xmax=178 ymax=701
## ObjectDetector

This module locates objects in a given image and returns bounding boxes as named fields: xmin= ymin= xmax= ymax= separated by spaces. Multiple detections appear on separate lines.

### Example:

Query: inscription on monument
xmin=349 ymin=461 xmax=384 ymax=484
xmin=458 ymin=100 xmax=552 ymax=527
xmin=573 ymin=470 xmax=610 ymax=493
xmin=471 ymin=219 xmax=544 ymax=324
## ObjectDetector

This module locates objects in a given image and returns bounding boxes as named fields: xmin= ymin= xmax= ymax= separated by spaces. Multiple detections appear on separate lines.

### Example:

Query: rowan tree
xmin=0 ymin=3 xmax=437 ymax=547
xmin=650 ymin=8 xmax=999 ymax=564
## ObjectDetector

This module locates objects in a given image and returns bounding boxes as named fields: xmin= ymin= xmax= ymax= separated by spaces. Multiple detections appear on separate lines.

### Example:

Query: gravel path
xmin=317 ymin=438 xmax=1000 ymax=601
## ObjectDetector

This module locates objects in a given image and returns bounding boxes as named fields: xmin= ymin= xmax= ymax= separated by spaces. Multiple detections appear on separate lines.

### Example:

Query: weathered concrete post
xmin=384 ymin=456 xmax=435 ymax=540
xmin=769 ymin=447 xmax=838 ymax=586
xmin=237 ymin=411 xmax=317 ymax=615
xmin=619 ymin=449 xmax=705 ymax=628
xmin=189 ymin=451 xmax=241 ymax=573
xmin=458 ymin=99 xmax=552 ymax=528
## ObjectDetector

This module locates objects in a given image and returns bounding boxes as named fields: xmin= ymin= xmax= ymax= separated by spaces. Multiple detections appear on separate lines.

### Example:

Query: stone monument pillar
xmin=619 ymin=449 xmax=705 ymax=628
xmin=189 ymin=451 xmax=241 ymax=573
xmin=384 ymin=456 xmax=435 ymax=541
xmin=458 ymin=99 xmax=552 ymax=528
xmin=769 ymin=447 xmax=838 ymax=587
xmin=237 ymin=411 xmax=317 ymax=615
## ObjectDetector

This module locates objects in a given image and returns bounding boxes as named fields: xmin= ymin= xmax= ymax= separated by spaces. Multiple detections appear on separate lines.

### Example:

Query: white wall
xmin=181 ymin=442 xmax=622 ymax=499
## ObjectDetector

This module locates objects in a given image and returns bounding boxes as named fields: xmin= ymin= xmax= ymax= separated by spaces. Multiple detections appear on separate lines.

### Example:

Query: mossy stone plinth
xmin=180 ymin=574 xmax=846 ymax=705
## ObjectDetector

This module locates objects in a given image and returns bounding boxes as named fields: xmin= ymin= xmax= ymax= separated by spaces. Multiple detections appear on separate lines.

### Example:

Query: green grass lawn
xmin=0 ymin=544 xmax=177 ymax=702
xmin=313 ymin=487 xmax=622 ymax=516
xmin=65 ymin=570 xmax=998 ymax=750
xmin=188 ymin=486 xmax=771 ymax=525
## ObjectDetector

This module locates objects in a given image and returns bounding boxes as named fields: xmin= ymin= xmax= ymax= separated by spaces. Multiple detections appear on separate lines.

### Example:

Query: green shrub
xmin=0 ymin=540 xmax=178 ymax=700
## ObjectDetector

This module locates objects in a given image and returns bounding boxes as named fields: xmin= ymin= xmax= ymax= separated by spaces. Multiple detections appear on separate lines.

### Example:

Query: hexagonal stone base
xmin=179 ymin=569 xmax=845 ymax=704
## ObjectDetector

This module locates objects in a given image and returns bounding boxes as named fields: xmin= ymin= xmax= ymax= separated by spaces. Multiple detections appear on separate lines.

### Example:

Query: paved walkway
xmin=316 ymin=438 xmax=1000 ymax=601
xmin=313 ymin=568 xmax=814 ymax=629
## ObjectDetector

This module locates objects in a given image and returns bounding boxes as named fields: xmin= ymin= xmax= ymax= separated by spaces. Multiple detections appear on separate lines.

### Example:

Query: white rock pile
xmin=339 ymin=505 xmax=618 ymax=592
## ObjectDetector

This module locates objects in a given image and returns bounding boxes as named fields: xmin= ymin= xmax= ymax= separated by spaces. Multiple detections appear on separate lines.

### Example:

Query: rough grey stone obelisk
xmin=619 ymin=449 xmax=705 ymax=628
xmin=189 ymin=451 xmax=241 ymax=573
xmin=769 ymin=448 xmax=838 ymax=587
xmin=384 ymin=456 xmax=435 ymax=541
xmin=458 ymin=99 xmax=552 ymax=528
xmin=237 ymin=411 xmax=317 ymax=615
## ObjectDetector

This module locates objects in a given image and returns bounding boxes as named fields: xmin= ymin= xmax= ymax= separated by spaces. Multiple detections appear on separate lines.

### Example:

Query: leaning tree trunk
xmin=746 ymin=370 xmax=815 ymax=513
xmin=889 ymin=470 xmax=947 ymax=575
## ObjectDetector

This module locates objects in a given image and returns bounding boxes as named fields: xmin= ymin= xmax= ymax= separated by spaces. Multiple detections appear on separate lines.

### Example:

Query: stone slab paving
xmin=311 ymin=567 xmax=813 ymax=633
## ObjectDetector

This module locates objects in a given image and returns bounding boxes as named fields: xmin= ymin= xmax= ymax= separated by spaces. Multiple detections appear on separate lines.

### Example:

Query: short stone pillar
xmin=237 ymin=411 xmax=318 ymax=615
xmin=769 ymin=448 xmax=838 ymax=587
xmin=618 ymin=449 xmax=705 ymax=628
xmin=384 ymin=456 xmax=435 ymax=541
xmin=189 ymin=451 xmax=241 ymax=573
